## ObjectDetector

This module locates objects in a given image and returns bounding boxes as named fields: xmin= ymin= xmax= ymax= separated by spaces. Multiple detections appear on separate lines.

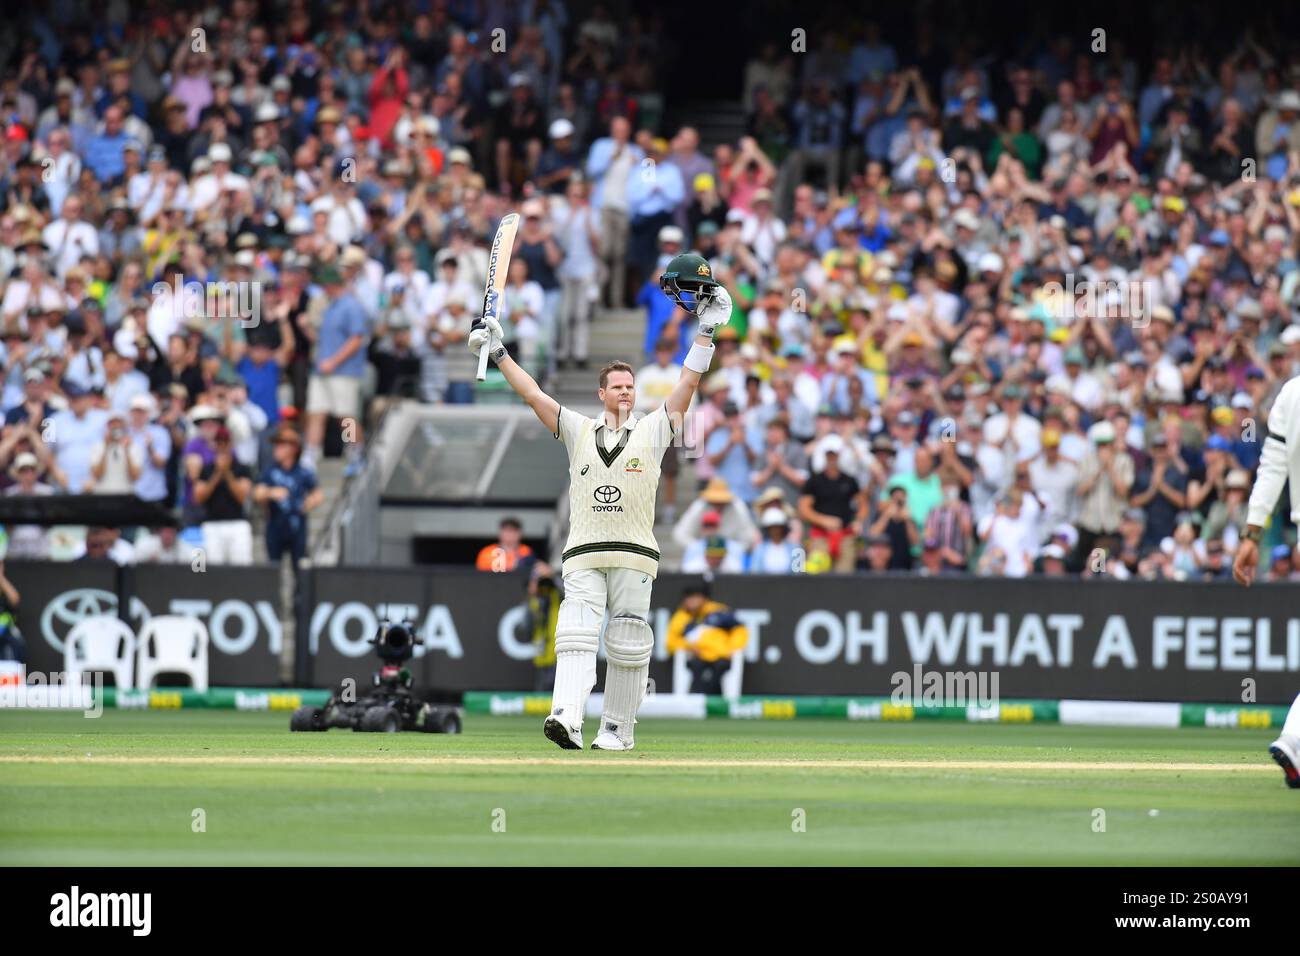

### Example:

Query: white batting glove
xmin=467 ymin=315 xmax=504 ymax=358
xmin=696 ymin=286 xmax=732 ymax=338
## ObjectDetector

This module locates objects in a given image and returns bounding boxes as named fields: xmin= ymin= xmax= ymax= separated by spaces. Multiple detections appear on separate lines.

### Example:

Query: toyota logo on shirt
xmin=592 ymin=485 xmax=623 ymax=511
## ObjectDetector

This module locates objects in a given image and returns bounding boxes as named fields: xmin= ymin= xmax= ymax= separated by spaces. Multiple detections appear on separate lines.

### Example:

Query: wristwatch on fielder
xmin=1244 ymin=525 xmax=1263 ymax=544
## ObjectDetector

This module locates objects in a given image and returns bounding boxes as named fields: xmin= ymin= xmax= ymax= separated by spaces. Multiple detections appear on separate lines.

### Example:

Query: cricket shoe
xmin=1268 ymin=734 xmax=1300 ymax=789
xmin=590 ymin=720 xmax=634 ymax=751
xmin=543 ymin=712 xmax=583 ymax=750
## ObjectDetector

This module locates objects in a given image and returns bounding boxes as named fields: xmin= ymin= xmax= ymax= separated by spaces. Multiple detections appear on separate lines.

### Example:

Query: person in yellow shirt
xmin=666 ymin=581 xmax=748 ymax=694
xmin=819 ymin=209 xmax=874 ymax=284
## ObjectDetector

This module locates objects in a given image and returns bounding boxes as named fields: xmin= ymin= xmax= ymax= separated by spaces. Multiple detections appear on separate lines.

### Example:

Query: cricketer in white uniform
xmin=1233 ymin=372 xmax=1300 ymax=788
xmin=469 ymin=253 xmax=732 ymax=750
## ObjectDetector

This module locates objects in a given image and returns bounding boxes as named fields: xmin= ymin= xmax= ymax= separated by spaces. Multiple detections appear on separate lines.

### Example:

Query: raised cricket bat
xmin=476 ymin=212 xmax=521 ymax=381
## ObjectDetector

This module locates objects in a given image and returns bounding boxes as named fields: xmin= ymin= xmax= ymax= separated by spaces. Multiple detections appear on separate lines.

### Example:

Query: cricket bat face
xmin=477 ymin=212 xmax=521 ymax=380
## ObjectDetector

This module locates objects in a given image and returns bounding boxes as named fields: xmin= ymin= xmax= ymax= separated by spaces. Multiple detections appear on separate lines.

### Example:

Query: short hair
xmin=599 ymin=361 xmax=635 ymax=389
xmin=500 ymin=517 xmax=522 ymax=531
xmin=681 ymin=580 xmax=711 ymax=601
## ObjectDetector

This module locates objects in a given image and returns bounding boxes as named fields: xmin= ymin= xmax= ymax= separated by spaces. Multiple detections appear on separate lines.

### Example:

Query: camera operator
xmin=521 ymin=560 xmax=560 ymax=692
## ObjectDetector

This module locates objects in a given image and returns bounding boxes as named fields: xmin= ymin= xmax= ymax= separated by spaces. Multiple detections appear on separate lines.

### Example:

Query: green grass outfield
xmin=1 ymin=710 xmax=1296 ymax=866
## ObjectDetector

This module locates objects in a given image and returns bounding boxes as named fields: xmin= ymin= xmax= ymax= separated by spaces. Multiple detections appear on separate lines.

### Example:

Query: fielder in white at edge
xmin=1232 ymin=371 xmax=1300 ymax=788
xmin=468 ymin=253 xmax=730 ymax=751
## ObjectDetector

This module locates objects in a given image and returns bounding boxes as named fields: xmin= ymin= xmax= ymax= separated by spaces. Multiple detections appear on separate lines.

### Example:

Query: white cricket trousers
xmin=201 ymin=520 xmax=254 ymax=565
xmin=550 ymin=567 xmax=653 ymax=727
xmin=564 ymin=566 xmax=653 ymax=619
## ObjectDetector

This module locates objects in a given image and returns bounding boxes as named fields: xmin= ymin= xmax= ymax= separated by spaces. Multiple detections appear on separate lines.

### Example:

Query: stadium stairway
xmin=251 ymin=455 xmax=346 ymax=565
xmin=664 ymin=99 xmax=748 ymax=155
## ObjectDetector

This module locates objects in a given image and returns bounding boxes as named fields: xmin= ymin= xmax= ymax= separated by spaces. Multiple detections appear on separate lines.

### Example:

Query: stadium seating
xmin=671 ymin=647 xmax=745 ymax=699
xmin=135 ymin=616 xmax=210 ymax=693
xmin=63 ymin=615 xmax=137 ymax=690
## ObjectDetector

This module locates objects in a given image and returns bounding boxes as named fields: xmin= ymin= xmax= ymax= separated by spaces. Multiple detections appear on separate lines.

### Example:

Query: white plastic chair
xmin=136 ymin=615 xmax=209 ymax=693
xmin=64 ymin=615 xmax=136 ymax=689
xmin=672 ymin=648 xmax=745 ymax=698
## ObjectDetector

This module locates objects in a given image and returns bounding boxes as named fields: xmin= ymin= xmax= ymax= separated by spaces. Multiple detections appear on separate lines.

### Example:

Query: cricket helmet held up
xmin=660 ymin=253 xmax=721 ymax=315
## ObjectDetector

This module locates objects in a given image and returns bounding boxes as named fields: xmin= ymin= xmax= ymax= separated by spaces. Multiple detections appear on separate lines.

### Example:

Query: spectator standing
xmin=798 ymin=436 xmax=863 ymax=573
xmin=192 ymin=426 xmax=253 ymax=565
xmin=977 ymin=492 xmax=1037 ymax=578
xmin=1075 ymin=421 xmax=1135 ymax=561
xmin=304 ymin=266 xmax=368 ymax=472
xmin=126 ymin=395 xmax=171 ymax=503
xmin=1130 ymin=432 xmax=1188 ymax=548
xmin=922 ymin=476 xmax=973 ymax=572
xmin=555 ymin=177 xmax=600 ymax=369
xmin=3 ymin=453 xmax=53 ymax=560
xmin=703 ymin=400 xmax=759 ymax=506
xmin=254 ymin=428 xmax=322 ymax=574
xmin=587 ymin=116 xmax=641 ymax=307
xmin=46 ymin=383 xmax=108 ymax=493
xmin=867 ymin=482 xmax=918 ymax=570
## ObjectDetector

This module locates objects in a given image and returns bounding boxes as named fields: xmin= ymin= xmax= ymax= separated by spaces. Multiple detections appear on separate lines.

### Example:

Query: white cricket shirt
xmin=555 ymin=405 xmax=675 ymax=576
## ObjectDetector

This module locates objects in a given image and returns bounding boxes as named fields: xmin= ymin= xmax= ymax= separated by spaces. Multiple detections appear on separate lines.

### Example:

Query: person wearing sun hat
xmin=3 ymin=452 xmax=54 ymax=560
xmin=1199 ymin=467 xmax=1252 ymax=548
xmin=745 ymin=504 xmax=800 ymax=574
xmin=672 ymin=476 xmax=759 ymax=553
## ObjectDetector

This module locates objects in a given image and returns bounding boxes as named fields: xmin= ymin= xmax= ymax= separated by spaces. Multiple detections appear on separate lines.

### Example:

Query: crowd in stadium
xmin=1 ymin=4 xmax=1299 ymax=580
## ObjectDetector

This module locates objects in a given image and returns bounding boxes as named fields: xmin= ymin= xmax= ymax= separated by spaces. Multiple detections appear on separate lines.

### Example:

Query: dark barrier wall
xmin=12 ymin=561 xmax=284 ymax=686
xmin=8 ymin=561 xmax=118 ymax=670
xmin=307 ymin=568 xmax=1300 ymax=704
xmin=9 ymin=561 xmax=1298 ymax=703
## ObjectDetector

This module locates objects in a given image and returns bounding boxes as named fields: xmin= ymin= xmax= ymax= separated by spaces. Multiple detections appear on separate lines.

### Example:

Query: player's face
xmin=599 ymin=370 xmax=635 ymax=415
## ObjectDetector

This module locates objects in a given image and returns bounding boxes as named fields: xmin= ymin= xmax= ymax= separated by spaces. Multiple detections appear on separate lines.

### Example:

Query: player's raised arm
xmin=468 ymin=318 xmax=560 ymax=435
xmin=658 ymin=254 xmax=733 ymax=421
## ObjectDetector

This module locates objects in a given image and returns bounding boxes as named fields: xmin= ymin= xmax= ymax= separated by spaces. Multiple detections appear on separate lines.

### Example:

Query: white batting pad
xmin=551 ymin=599 xmax=601 ymax=728
xmin=599 ymin=615 xmax=654 ymax=739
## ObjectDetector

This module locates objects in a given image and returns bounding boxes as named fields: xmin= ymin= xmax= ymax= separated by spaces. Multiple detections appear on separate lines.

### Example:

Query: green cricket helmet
xmin=660 ymin=253 xmax=721 ymax=315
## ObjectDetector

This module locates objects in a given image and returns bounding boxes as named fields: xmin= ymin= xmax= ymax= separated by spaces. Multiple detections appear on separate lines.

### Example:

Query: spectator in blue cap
xmin=1267 ymin=543 xmax=1297 ymax=582
xmin=1188 ymin=433 xmax=1237 ymax=516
